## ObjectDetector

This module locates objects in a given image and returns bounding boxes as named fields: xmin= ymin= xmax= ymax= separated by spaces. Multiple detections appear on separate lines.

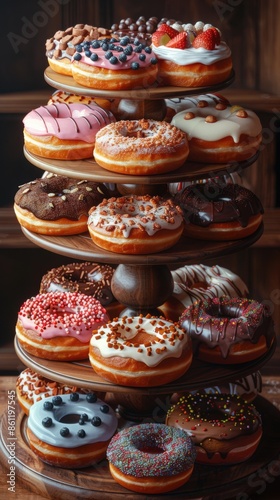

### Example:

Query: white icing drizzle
xmin=152 ymin=41 xmax=231 ymax=65
xmin=88 ymin=195 xmax=183 ymax=238
xmin=90 ymin=315 xmax=190 ymax=366
xmin=27 ymin=393 xmax=118 ymax=448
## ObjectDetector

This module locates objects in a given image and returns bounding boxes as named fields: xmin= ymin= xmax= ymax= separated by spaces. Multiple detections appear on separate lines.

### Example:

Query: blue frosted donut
xmin=106 ymin=423 xmax=196 ymax=493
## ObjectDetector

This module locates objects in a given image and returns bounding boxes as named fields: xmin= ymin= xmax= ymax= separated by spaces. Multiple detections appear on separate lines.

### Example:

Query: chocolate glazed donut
xmin=175 ymin=182 xmax=264 ymax=240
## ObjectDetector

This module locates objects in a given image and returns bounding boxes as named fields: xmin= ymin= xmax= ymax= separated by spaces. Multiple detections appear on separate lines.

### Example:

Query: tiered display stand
xmin=1 ymin=67 xmax=279 ymax=499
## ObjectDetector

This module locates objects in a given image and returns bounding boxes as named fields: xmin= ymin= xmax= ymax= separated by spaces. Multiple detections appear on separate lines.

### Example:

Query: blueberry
xmin=60 ymin=427 xmax=69 ymax=437
xmin=139 ymin=54 xmax=146 ymax=61
xmin=43 ymin=401 xmax=53 ymax=411
xmin=85 ymin=50 xmax=91 ymax=58
xmin=52 ymin=396 xmax=63 ymax=406
xmin=131 ymin=62 xmax=139 ymax=70
xmin=80 ymin=413 xmax=89 ymax=421
xmin=79 ymin=417 xmax=85 ymax=425
xmin=101 ymin=42 xmax=109 ymax=51
xmin=91 ymin=416 xmax=102 ymax=427
xmin=70 ymin=393 xmax=79 ymax=402
xmin=100 ymin=404 xmax=109 ymax=414
xmin=42 ymin=417 xmax=52 ymax=428
xmin=109 ymin=56 xmax=118 ymax=65
xmin=109 ymin=43 xmax=116 ymax=50
xmin=124 ymin=46 xmax=133 ymax=56
xmin=120 ymin=37 xmax=129 ymax=46
xmin=134 ymin=45 xmax=142 ymax=53
xmin=105 ymin=50 xmax=113 ymax=60
xmin=91 ymin=40 xmax=100 ymax=49
xmin=75 ymin=44 xmax=83 ymax=52
xmin=77 ymin=429 xmax=86 ymax=438
xmin=73 ymin=53 xmax=82 ymax=61
xmin=110 ymin=37 xmax=118 ymax=43
xmin=86 ymin=393 xmax=97 ymax=403
xmin=145 ymin=46 xmax=152 ymax=54
xmin=151 ymin=57 xmax=158 ymax=65
xmin=90 ymin=53 xmax=98 ymax=62
xmin=119 ymin=53 xmax=127 ymax=63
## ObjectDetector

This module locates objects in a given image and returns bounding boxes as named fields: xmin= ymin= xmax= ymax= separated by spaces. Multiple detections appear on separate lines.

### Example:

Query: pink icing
xmin=23 ymin=103 xmax=115 ymax=142
xmin=18 ymin=292 xmax=109 ymax=343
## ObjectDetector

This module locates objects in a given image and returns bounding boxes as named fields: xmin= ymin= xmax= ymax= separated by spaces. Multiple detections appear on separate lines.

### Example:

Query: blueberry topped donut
xmin=27 ymin=392 xmax=118 ymax=468
xmin=14 ymin=173 xmax=109 ymax=235
xmin=107 ymin=423 xmax=196 ymax=493
xmin=71 ymin=36 xmax=158 ymax=90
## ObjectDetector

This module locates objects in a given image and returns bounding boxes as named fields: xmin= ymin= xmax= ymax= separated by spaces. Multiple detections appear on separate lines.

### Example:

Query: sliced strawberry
xmin=192 ymin=29 xmax=216 ymax=50
xmin=151 ymin=31 xmax=171 ymax=47
xmin=166 ymin=32 xmax=187 ymax=49
xmin=157 ymin=23 xmax=179 ymax=39
xmin=207 ymin=27 xmax=221 ymax=45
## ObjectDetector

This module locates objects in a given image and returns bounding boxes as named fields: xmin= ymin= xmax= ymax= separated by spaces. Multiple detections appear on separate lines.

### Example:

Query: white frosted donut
xmin=171 ymin=95 xmax=262 ymax=163
xmin=87 ymin=194 xmax=184 ymax=254
xmin=27 ymin=392 xmax=118 ymax=468
xmin=93 ymin=119 xmax=189 ymax=175
xmin=23 ymin=102 xmax=115 ymax=160
xmin=89 ymin=314 xmax=193 ymax=387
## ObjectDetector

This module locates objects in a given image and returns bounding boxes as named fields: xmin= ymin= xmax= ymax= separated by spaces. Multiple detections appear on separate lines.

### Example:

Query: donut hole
xmin=133 ymin=433 xmax=165 ymax=455
xmin=59 ymin=413 xmax=81 ymax=424
xmin=205 ymin=303 xmax=241 ymax=320
xmin=190 ymin=281 xmax=208 ymax=290
xmin=119 ymin=124 xmax=153 ymax=139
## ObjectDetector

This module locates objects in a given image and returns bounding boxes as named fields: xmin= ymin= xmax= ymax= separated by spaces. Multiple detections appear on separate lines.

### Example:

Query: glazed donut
xmin=179 ymin=296 xmax=275 ymax=363
xmin=87 ymin=195 xmax=184 ymax=255
xmin=46 ymin=24 xmax=112 ymax=75
xmin=14 ymin=174 xmax=108 ymax=236
xmin=89 ymin=314 xmax=193 ymax=387
xmin=175 ymin=182 xmax=264 ymax=240
xmin=26 ymin=392 xmax=118 ymax=468
xmin=16 ymin=368 xmax=92 ymax=416
xmin=151 ymin=22 xmax=232 ymax=88
xmin=39 ymin=262 xmax=123 ymax=318
xmin=16 ymin=291 xmax=109 ymax=361
xmin=159 ymin=264 xmax=248 ymax=320
xmin=166 ymin=393 xmax=262 ymax=465
xmin=23 ymin=102 xmax=115 ymax=160
xmin=47 ymin=89 xmax=119 ymax=115
xmin=93 ymin=119 xmax=189 ymax=175
xmin=107 ymin=423 xmax=196 ymax=494
xmin=71 ymin=36 xmax=158 ymax=90
xmin=171 ymin=95 xmax=262 ymax=163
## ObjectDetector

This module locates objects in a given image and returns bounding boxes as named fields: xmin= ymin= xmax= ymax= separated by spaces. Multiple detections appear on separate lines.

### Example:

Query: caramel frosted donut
xmin=27 ymin=392 xmax=118 ymax=468
xmin=107 ymin=423 xmax=196 ymax=493
xmin=16 ymin=368 xmax=91 ymax=416
xmin=16 ymin=291 xmax=109 ymax=361
xmin=39 ymin=262 xmax=123 ymax=318
xmin=93 ymin=119 xmax=189 ymax=175
xmin=159 ymin=264 xmax=248 ymax=321
xmin=171 ymin=95 xmax=262 ymax=163
xmin=46 ymin=24 xmax=112 ymax=75
xmin=175 ymin=182 xmax=264 ymax=240
xmin=151 ymin=22 xmax=232 ymax=88
xmin=23 ymin=102 xmax=115 ymax=160
xmin=166 ymin=393 xmax=262 ymax=464
xmin=14 ymin=174 xmax=108 ymax=236
xmin=87 ymin=195 xmax=184 ymax=254
xmin=89 ymin=314 xmax=193 ymax=387
xmin=71 ymin=37 xmax=158 ymax=90
xmin=179 ymin=296 xmax=275 ymax=363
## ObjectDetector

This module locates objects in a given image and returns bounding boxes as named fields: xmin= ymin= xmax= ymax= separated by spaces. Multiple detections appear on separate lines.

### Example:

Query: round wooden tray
xmin=21 ymin=223 xmax=264 ymax=265
xmin=23 ymin=147 xmax=258 ymax=183
xmin=14 ymin=336 xmax=276 ymax=395
xmin=44 ymin=66 xmax=235 ymax=100
xmin=1 ymin=396 xmax=279 ymax=499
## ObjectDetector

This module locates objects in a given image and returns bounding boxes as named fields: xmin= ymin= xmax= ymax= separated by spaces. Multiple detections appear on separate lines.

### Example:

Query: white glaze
xmin=152 ymin=41 xmax=231 ymax=65
xmin=90 ymin=316 xmax=190 ymax=366
xmin=27 ymin=393 xmax=118 ymax=447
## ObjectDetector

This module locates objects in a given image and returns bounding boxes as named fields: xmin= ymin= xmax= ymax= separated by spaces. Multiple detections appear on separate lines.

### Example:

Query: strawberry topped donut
xmin=71 ymin=36 xmax=158 ymax=90
xmin=151 ymin=21 xmax=232 ymax=87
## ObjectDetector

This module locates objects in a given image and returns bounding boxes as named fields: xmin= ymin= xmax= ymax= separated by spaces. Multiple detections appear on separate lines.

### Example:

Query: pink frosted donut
xmin=23 ymin=102 xmax=115 ymax=160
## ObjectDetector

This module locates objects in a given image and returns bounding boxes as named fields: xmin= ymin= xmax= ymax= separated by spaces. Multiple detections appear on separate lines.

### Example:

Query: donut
xmin=39 ymin=262 xmax=123 ymax=318
xmin=23 ymin=102 xmax=115 ymax=160
xmin=171 ymin=95 xmax=262 ymax=163
xmin=165 ymin=92 xmax=231 ymax=120
xmin=87 ymin=195 xmax=184 ymax=255
xmin=175 ymin=182 xmax=264 ymax=240
xmin=159 ymin=264 xmax=248 ymax=321
xmin=26 ymin=392 xmax=118 ymax=468
xmin=14 ymin=174 xmax=108 ymax=236
xmin=179 ymin=296 xmax=275 ymax=364
xmin=107 ymin=423 xmax=196 ymax=493
xmin=89 ymin=314 xmax=193 ymax=387
xmin=15 ymin=291 xmax=109 ymax=361
xmin=47 ymin=89 xmax=119 ymax=115
xmin=93 ymin=119 xmax=189 ymax=175
xmin=16 ymin=368 xmax=92 ymax=416
xmin=166 ymin=393 xmax=262 ymax=465
xmin=151 ymin=22 xmax=232 ymax=87
xmin=111 ymin=15 xmax=160 ymax=44
xmin=71 ymin=36 xmax=158 ymax=90
xmin=46 ymin=24 xmax=112 ymax=75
